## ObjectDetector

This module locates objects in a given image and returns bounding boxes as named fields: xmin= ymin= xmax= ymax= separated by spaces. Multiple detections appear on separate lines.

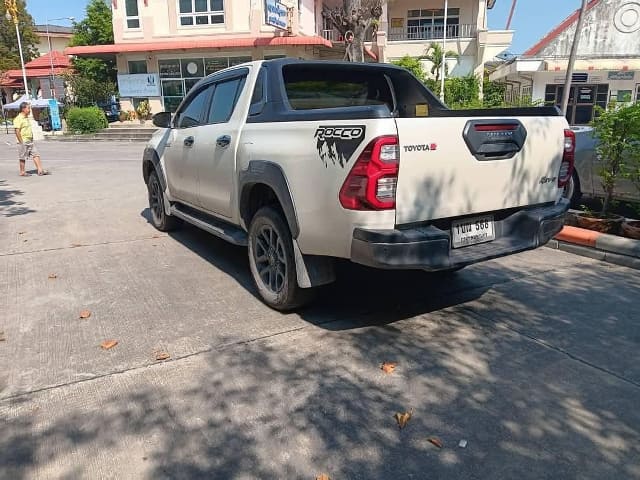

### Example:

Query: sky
xmin=26 ymin=0 xmax=581 ymax=55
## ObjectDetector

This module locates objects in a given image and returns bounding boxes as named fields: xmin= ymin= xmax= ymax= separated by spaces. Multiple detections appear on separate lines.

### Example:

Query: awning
xmin=65 ymin=35 xmax=333 ymax=56
xmin=3 ymin=94 xmax=63 ymax=110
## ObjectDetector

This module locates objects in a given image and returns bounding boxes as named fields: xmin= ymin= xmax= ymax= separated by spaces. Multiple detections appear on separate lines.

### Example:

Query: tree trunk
xmin=323 ymin=0 xmax=382 ymax=62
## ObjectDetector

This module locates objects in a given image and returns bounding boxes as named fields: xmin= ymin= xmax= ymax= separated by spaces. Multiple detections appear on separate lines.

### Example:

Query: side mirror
xmin=153 ymin=111 xmax=172 ymax=128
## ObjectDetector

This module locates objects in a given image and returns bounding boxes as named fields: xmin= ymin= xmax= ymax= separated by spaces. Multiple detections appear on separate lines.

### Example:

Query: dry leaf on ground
xmin=154 ymin=351 xmax=171 ymax=361
xmin=316 ymin=474 xmax=331 ymax=480
xmin=18 ymin=231 xmax=26 ymax=235
xmin=381 ymin=361 xmax=397 ymax=374
xmin=23 ymin=239 xmax=28 ymax=243
xmin=100 ymin=340 xmax=118 ymax=350
xmin=394 ymin=410 xmax=412 ymax=429
xmin=79 ymin=310 xmax=92 ymax=319
xmin=71 ymin=243 xmax=83 ymax=248
xmin=428 ymin=437 xmax=443 ymax=448
xmin=0 ymin=331 xmax=6 ymax=342
xmin=48 ymin=273 xmax=57 ymax=279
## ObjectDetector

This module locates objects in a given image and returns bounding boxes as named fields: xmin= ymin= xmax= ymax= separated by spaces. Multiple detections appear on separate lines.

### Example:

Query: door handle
xmin=216 ymin=135 xmax=231 ymax=148
xmin=184 ymin=136 xmax=194 ymax=147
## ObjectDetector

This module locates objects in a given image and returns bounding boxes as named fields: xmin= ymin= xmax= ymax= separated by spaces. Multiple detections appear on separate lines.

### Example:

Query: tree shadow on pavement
xmin=1 ymin=267 xmax=639 ymax=479
xmin=0 ymin=180 xmax=35 ymax=217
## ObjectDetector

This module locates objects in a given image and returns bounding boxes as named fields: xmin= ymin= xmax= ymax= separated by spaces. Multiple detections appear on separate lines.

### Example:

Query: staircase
xmin=45 ymin=123 xmax=158 ymax=142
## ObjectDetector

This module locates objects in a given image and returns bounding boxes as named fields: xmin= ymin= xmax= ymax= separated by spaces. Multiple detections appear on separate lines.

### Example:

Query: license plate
xmin=451 ymin=215 xmax=496 ymax=248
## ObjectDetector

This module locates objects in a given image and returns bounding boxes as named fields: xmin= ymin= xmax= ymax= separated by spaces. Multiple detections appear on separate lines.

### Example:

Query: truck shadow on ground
xmin=156 ymin=217 xmax=498 ymax=330
xmin=0 ymin=180 xmax=35 ymax=217
xmin=2 ymin=260 xmax=639 ymax=480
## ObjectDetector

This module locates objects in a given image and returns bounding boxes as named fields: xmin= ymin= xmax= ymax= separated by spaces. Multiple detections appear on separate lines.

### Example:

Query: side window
xmin=250 ymin=69 xmax=265 ymax=106
xmin=207 ymin=76 xmax=246 ymax=124
xmin=176 ymin=85 xmax=213 ymax=128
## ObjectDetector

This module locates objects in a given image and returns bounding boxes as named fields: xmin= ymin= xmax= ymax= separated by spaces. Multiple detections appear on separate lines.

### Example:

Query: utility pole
xmin=439 ymin=0 xmax=448 ymax=102
xmin=4 ymin=0 xmax=30 ymax=100
xmin=561 ymin=0 xmax=589 ymax=117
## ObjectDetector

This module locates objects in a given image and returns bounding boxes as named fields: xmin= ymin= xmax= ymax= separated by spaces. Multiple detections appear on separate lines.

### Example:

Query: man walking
xmin=14 ymin=102 xmax=49 ymax=176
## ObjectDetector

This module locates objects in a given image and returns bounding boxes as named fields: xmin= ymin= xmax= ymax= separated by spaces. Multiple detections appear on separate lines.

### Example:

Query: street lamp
xmin=46 ymin=16 xmax=74 ymax=99
xmin=4 ymin=0 xmax=30 ymax=100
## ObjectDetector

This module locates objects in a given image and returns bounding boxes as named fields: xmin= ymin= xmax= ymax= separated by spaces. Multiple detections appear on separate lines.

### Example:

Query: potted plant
xmin=135 ymin=100 xmax=151 ymax=124
xmin=118 ymin=111 xmax=128 ymax=123
xmin=575 ymin=103 xmax=640 ymax=234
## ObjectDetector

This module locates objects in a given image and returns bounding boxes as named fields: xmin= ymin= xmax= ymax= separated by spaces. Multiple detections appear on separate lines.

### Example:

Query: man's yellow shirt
xmin=13 ymin=114 xmax=33 ymax=142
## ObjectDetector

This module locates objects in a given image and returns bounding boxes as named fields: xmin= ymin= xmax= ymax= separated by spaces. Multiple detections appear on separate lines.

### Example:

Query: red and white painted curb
xmin=548 ymin=226 xmax=640 ymax=270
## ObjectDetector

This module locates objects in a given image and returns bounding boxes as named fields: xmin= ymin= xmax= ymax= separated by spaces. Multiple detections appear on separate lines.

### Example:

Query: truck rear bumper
xmin=350 ymin=199 xmax=569 ymax=271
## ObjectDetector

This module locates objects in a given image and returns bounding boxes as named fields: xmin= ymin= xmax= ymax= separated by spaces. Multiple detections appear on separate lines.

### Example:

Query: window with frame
xmin=128 ymin=60 xmax=147 ymax=74
xmin=207 ymin=77 xmax=246 ymax=124
xmin=176 ymin=85 xmax=214 ymax=128
xmin=125 ymin=0 xmax=140 ymax=29
xmin=406 ymin=8 xmax=460 ymax=39
xmin=178 ymin=0 xmax=224 ymax=26
xmin=635 ymin=84 xmax=640 ymax=102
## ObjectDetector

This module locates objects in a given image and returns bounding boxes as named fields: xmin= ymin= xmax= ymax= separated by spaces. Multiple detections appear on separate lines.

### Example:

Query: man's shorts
xmin=18 ymin=141 xmax=38 ymax=161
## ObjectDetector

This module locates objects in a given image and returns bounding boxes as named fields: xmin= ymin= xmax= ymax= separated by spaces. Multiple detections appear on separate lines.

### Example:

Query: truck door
xmin=194 ymin=73 xmax=248 ymax=218
xmin=163 ymin=84 xmax=214 ymax=206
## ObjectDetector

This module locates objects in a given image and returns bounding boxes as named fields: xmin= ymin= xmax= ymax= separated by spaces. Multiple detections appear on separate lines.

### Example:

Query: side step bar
xmin=170 ymin=204 xmax=248 ymax=246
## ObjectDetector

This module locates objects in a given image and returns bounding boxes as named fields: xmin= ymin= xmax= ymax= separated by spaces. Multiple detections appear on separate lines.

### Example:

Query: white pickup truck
xmin=143 ymin=59 xmax=573 ymax=310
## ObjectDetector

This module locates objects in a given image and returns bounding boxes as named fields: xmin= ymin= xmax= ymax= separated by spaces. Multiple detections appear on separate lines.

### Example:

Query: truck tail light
xmin=558 ymin=129 xmax=575 ymax=188
xmin=339 ymin=136 xmax=399 ymax=210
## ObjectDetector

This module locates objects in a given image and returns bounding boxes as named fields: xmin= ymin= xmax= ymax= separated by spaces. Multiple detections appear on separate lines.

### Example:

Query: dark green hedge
xmin=66 ymin=106 xmax=108 ymax=134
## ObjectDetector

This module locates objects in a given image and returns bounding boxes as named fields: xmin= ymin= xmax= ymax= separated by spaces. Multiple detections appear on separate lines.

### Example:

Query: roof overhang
xmin=65 ymin=36 xmax=333 ymax=56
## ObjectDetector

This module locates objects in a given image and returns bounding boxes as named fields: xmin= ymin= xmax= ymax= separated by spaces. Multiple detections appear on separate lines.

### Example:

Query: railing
xmin=322 ymin=29 xmax=342 ymax=42
xmin=389 ymin=24 xmax=476 ymax=42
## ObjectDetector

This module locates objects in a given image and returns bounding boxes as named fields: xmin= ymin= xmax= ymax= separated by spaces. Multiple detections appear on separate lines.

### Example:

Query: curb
xmin=548 ymin=226 xmax=640 ymax=270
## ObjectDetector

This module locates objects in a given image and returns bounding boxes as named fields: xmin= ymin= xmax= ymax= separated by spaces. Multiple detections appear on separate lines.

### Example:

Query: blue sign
xmin=265 ymin=0 xmax=288 ymax=31
xmin=48 ymin=98 xmax=61 ymax=131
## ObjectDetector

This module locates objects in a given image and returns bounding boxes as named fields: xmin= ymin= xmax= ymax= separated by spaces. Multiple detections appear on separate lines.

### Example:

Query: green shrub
xmin=66 ymin=106 xmax=108 ymax=134
xmin=392 ymin=55 xmax=426 ymax=83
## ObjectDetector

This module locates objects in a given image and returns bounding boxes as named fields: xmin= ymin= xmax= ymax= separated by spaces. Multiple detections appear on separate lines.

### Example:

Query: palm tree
xmin=423 ymin=42 xmax=459 ymax=82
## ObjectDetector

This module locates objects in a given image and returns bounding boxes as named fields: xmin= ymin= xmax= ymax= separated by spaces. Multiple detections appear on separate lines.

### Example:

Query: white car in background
xmin=564 ymin=126 xmax=638 ymax=206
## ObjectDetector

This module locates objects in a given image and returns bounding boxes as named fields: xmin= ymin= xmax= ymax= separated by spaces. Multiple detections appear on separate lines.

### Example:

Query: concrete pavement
xmin=1 ymin=137 xmax=639 ymax=479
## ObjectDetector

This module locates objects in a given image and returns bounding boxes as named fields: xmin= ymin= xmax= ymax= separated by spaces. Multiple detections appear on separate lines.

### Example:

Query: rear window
xmin=283 ymin=65 xmax=394 ymax=111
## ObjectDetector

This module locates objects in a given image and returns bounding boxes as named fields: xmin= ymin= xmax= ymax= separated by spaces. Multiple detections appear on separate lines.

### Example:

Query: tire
xmin=248 ymin=206 xmax=313 ymax=311
xmin=563 ymin=170 xmax=582 ymax=208
xmin=147 ymin=170 xmax=181 ymax=232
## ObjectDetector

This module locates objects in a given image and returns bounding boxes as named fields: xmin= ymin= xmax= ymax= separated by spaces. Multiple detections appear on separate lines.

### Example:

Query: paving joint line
xmin=461 ymin=306 xmax=640 ymax=389
xmin=0 ymin=236 xmax=166 ymax=258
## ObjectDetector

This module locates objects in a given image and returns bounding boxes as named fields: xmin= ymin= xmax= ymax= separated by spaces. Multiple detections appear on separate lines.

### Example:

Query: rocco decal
xmin=314 ymin=125 xmax=366 ymax=168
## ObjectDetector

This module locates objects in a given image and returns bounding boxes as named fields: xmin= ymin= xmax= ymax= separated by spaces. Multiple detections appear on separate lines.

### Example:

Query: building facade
xmin=34 ymin=24 xmax=74 ymax=56
xmin=490 ymin=0 xmax=640 ymax=125
xmin=65 ymin=0 xmax=511 ymax=113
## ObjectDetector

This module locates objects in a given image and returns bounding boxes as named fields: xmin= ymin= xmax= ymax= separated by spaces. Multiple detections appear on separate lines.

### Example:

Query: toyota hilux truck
xmin=143 ymin=59 xmax=573 ymax=310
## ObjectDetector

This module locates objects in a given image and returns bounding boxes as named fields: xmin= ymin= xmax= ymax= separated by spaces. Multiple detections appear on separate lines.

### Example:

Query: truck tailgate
xmin=394 ymin=116 xmax=567 ymax=225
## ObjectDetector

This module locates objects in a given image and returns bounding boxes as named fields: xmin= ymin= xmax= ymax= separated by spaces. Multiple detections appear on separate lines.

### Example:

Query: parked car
xmin=98 ymin=99 xmax=120 ymax=123
xmin=143 ymin=59 xmax=572 ymax=310
xmin=563 ymin=126 xmax=638 ymax=206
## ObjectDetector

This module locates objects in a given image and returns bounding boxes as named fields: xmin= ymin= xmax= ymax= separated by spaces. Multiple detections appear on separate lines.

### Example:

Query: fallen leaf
xmin=381 ymin=361 xmax=397 ymax=374
xmin=18 ymin=231 xmax=26 ymax=235
xmin=100 ymin=340 xmax=118 ymax=350
xmin=394 ymin=410 xmax=412 ymax=429
xmin=71 ymin=243 xmax=82 ymax=248
xmin=48 ymin=273 xmax=57 ymax=279
xmin=79 ymin=310 xmax=91 ymax=319
xmin=315 ymin=475 xmax=331 ymax=480
xmin=154 ymin=351 xmax=170 ymax=361
xmin=23 ymin=239 xmax=28 ymax=243
xmin=428 ymin=437 xmax=443 ymax=449
xmin=0 ymin=331 xmax=6 ymax=342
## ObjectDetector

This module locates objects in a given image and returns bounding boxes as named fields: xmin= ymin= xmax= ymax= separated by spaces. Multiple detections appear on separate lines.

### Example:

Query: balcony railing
xmin=322 ymin=29 xmax=342 ymax=42
xmin=389 ymin=24 xmax=476 ymax=42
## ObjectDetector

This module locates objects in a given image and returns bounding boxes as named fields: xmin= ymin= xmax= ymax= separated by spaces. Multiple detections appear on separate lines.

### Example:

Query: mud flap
xmin=293 ymin=240 xmax=336 ymax=288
